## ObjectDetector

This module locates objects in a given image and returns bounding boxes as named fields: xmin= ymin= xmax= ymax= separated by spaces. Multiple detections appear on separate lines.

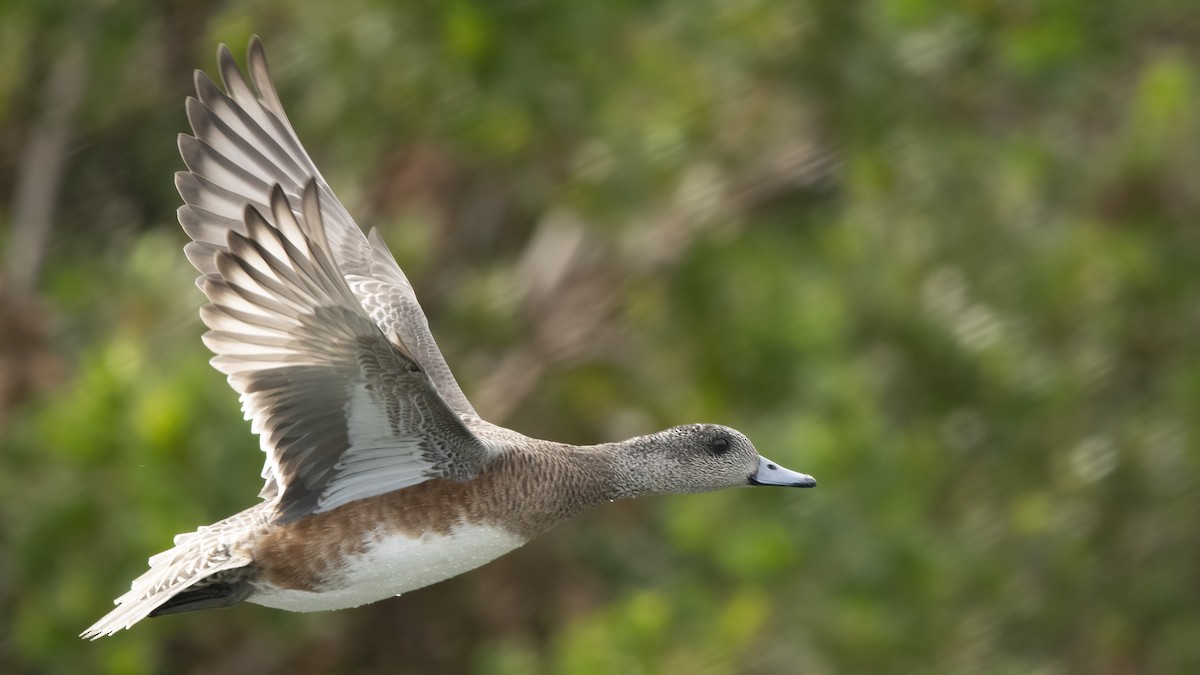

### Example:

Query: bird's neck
xmin=487 ymin=443 xmax=630 ymax=538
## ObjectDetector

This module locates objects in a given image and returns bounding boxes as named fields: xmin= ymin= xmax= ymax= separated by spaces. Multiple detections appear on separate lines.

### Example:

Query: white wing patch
xmin=320 ymin=383 xmax=428 ymax=514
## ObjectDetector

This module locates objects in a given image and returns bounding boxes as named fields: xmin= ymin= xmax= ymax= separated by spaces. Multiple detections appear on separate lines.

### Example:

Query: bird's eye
xmin=710 ymin=436 xmax=730 ymax=454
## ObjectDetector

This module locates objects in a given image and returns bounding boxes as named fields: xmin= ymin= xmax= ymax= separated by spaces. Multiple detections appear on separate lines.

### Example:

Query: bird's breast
xmin=247 ymin=522 xmax=525 ymax=612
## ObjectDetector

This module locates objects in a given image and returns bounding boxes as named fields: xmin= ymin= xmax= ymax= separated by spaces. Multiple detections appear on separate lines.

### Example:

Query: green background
xmin=2 ymin=0 xmax=1199 ymax=672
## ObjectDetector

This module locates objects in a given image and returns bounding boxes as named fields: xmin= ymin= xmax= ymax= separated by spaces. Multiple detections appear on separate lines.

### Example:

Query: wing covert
xmin=197 ymin=183 xmax=495 ymax=523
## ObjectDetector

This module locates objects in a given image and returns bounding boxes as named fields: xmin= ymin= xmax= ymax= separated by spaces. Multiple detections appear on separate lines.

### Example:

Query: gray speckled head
xmin=607 ymin=423 xmax=815 ymax=499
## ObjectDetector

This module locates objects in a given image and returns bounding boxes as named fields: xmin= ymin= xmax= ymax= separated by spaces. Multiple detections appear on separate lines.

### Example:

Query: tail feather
xmin=149 ymin=579 xmax=253 ymax=617
xmin=82 ymin=505 xmax=270 ymax=639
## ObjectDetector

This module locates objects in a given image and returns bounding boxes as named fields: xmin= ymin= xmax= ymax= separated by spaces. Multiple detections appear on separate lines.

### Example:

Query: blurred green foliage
xmin=2 ymin=0 xmax=1200 ymax=673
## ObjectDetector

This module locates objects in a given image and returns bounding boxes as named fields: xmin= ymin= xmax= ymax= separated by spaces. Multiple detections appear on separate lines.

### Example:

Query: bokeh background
xmin=3 ymin=1 xmax=1200 ymax=673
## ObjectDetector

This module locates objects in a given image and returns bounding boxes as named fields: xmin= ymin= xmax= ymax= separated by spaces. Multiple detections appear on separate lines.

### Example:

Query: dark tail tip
xmin=149 ymin=580 xmax=252 ymax=618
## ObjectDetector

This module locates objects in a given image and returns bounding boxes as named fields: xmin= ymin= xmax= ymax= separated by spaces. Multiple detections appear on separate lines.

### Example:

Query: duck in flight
xmin=82 ymin=36 xmax=816 ymax=639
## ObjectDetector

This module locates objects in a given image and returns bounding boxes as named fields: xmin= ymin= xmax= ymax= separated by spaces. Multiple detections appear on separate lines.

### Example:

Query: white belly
xmin=248 ymin=524 xmax=525 ymax=612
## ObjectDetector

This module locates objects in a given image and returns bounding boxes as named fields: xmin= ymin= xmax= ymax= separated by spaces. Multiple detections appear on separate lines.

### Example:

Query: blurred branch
xmin=473 ymin=212 xmax=619 ymax=421
xmin=473 ymin=140 xmax=836 ymax=423
xmin=4 ymin=38 xmax=89 ymax=297
xmin=0 ymin=36 xmax=88 ymax=420
xmin=728 ymin=141 xmax=837 ymax=214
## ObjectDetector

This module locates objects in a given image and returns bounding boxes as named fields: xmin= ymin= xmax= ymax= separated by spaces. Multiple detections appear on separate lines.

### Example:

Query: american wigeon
xmin=82 ymin=37 xmax=816 ymax=639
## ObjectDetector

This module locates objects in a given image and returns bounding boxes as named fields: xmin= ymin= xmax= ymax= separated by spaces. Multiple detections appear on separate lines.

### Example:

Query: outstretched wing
xmin=177 ymin=38 xmax=498 ymax=518
xmin=194 ymin=181 xmax=496 ymax=523
xmin=177 ymin=36 xmax=478 ymax=421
